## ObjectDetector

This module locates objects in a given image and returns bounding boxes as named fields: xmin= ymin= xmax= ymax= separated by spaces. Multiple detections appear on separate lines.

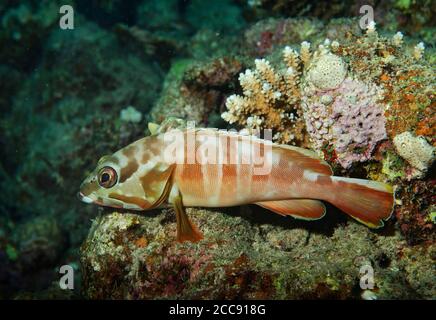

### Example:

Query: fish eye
xmin=98 ymin=166 xmax=117 ymax=188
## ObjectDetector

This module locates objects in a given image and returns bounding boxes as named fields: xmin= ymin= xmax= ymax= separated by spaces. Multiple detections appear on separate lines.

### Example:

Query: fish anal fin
xmin=256 ymin=199 xmax=326 ymax=220
xmin=171 ymin=188 xmax=203 ymax=243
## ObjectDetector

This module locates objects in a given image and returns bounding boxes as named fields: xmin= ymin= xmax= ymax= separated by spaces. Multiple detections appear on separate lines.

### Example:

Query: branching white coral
xmin=413 ymin=42 xmax=425 ymax=60
xmin=221 ymin=47 xmax=304 ymax=144
xmin=366 ymin=21 xmax=377 ymax=34
xmin=392 ymin=32 xmax=403 ymax=46
xmin=300 ymin=41 xmax=311 ymax=66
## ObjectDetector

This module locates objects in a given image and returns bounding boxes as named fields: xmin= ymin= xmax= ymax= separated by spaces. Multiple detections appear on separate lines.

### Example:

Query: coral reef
xmin=1 ymin=0 xmax=434 ymax=300
xmin=136 ymin=0 xmax=181 ymax=31
xmin=243 ymin=18 xmax=325 ymax=56
xmin=0 ymin=8 xmax=162 ymax=298
xmin=186 ymin=0 xmax=246 ymax=31
xmin=241 ymin=0 xmax=436 ymax=43
xmin=222 ymin=22 xmax=434 ymax=172
xmin=0 ymin=0 xmax=66 ymax=70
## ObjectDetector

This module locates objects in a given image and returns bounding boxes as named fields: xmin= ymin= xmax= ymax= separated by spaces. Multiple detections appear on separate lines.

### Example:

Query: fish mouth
xmin=77 ymin=191 xmax=94 ymax=204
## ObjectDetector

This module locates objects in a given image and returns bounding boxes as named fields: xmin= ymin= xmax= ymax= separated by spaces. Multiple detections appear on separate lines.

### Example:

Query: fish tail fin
xmin=325 ymin=176 xmax=395 ymax=228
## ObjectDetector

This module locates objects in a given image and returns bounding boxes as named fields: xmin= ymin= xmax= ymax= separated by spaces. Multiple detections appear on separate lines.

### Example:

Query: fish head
xmin=78 ymin=153 xmax=139 ymax=210
xmin=79 ymin=138 xmax=174 ymax=211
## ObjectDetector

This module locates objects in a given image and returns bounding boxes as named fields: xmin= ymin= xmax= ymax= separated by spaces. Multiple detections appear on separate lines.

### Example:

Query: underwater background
xmin=0 ymin=0 xmax=434 ymax=299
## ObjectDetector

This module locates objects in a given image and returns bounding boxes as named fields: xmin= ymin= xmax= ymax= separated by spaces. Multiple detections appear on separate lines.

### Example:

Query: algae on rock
xmin=81 ymin=209 xmax=435 ymax=299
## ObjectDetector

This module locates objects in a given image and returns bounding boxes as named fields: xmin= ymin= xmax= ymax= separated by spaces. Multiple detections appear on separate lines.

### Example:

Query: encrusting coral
xmin=303 ymin=76 xmax=387 ymax=169
xmin=393 ymin=131 xmax=435 ymax=174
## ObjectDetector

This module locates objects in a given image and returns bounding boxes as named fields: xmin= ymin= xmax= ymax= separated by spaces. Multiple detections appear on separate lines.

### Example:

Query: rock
xmin=149 ymin=57 xmax=242 ymax=127
xmin=394 ymin=179 xmax=435 ymax=245
xmin=185 ymin=0 xmax=246 ymax=31
xmin=0 ymin=0 xmax=60 ymax=70
xmin=80 ymin=208 xmax=435 ymax=299
xmin=0 ymin=15 xmax=163 ymax=296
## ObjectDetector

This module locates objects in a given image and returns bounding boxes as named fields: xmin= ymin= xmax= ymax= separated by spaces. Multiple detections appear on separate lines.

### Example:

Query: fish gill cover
xmin=0 ymin=0 xmax=434 ymax=300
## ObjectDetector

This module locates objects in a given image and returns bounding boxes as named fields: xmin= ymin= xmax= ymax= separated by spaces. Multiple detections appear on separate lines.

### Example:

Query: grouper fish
xmin=79 ymin=125 xmax=394 ymax=242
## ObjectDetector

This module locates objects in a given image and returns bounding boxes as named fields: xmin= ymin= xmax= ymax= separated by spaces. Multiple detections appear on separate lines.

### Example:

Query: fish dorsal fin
xmin=148 ymin=122 xmax=160 ymax=135
xmin=274 ymin=144 xmax=333 ymax=175
xmin=148 ymin=117 xmax=187 ymax=135
xmin=183 ymin=129 xmax=332 ymax=175
xmin=256 ymin=199 xmax=326 ymax=220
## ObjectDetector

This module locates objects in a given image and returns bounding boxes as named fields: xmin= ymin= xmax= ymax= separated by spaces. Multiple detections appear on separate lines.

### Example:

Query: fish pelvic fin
xmin=170 ymin=185 xmax=203 ymax=243
xmin=325 ymin=176 xmax=395 ymax=228
xmin=256 ymin=199 xmax=326 ymax=220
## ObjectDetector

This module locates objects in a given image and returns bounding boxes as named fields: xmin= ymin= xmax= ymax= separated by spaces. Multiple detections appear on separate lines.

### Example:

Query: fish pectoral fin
xmin=171 ymin=193 xmax=203 ymax=243
xmin=256 ymin=199 xmax=326 ymax=220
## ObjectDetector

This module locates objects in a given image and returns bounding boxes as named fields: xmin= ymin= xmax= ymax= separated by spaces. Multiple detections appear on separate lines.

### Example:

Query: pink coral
xmin=303 ymin=78 xmax=387 ymax=168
